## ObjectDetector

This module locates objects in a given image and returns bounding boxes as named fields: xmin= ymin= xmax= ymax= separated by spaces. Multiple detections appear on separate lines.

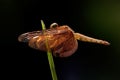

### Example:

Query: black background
xmin=0 ymin=0 xmax=120 ymax=80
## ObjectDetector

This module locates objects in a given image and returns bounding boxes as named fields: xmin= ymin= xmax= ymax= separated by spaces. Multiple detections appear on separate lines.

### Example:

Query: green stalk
xmin=41 ymin=20 xmax=58 ymax=80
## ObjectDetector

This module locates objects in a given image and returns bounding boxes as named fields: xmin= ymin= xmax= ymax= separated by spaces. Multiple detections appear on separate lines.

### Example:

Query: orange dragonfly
xmin=18 ymin=23 xmax=110 ymax=57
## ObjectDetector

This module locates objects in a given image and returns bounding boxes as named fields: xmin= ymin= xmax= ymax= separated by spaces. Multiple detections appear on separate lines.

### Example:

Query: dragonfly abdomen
xmin=74 ymin=33 xmax=110 ymax=45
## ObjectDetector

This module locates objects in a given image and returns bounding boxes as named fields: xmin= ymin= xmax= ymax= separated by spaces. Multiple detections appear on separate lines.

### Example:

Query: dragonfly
xmin=18 ymin=23 xmax=110 ymax=57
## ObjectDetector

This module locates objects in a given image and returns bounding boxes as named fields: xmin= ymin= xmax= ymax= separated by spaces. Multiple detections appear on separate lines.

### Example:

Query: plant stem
xmin=41 ymin=20 xmax=58 ymax=80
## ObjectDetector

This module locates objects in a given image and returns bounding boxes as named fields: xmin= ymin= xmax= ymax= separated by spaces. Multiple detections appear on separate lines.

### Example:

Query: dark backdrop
xmin=0 ymin=0 xmax=120 ymax=80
